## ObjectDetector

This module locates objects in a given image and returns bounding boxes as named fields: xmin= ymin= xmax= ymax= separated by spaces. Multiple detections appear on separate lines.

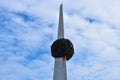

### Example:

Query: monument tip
xmin=60 ymin=4 xmax=63 ymax=7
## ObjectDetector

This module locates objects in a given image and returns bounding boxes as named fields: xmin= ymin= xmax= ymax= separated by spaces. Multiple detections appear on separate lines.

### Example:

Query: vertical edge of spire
xmin=58 ymin=4 xmax=64 ymax=39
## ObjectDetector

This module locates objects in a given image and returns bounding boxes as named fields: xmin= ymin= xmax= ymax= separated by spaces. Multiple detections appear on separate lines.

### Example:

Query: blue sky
xmin=0 ymin=0 xmax=120 ymax=80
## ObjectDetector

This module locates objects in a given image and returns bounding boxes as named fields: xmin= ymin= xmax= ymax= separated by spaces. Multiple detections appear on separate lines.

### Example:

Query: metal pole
xmin=53 ymin=4 xmax=67 ymax=80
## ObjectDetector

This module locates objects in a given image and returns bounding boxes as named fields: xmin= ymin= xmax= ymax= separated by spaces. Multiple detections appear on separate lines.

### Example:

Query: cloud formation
xmin=0 ymin=0 xmax=120 ymax=80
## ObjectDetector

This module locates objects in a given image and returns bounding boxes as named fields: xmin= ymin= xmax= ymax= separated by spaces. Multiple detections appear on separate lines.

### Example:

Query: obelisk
xmin=51 ymin=4 xmax=74 ymax=80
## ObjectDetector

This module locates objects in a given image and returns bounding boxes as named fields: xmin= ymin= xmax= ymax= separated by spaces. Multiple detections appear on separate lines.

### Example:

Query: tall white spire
xmin=58 ymin=4 xmax=64 ymax=39
xmin=53 ymin=4 xmax=67 ymax=80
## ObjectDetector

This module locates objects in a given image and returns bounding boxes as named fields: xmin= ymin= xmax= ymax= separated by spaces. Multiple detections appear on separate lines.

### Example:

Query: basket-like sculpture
xmin=51 ymin=38 xmax=74 ymax=60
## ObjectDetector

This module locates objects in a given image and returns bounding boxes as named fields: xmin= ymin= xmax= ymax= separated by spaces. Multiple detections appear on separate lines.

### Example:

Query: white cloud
xmin=0 ymin=0 xmax=120 ymax=80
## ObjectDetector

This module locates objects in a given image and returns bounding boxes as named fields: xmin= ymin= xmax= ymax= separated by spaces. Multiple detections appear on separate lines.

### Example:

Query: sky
xmin=0 ymin=0 xmax=120 ymax=80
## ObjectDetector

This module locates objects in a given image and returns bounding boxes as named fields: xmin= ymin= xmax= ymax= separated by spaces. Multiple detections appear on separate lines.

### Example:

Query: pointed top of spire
xmin=58 ymin=4 xmax=64 ymax=39
xmin=60 ymin=4 xmax=63 ymax=7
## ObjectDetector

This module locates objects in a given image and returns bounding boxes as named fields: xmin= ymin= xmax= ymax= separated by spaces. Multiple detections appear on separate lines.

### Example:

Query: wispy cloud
xmin=0 ymin=0 xmax=120 ymax=80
